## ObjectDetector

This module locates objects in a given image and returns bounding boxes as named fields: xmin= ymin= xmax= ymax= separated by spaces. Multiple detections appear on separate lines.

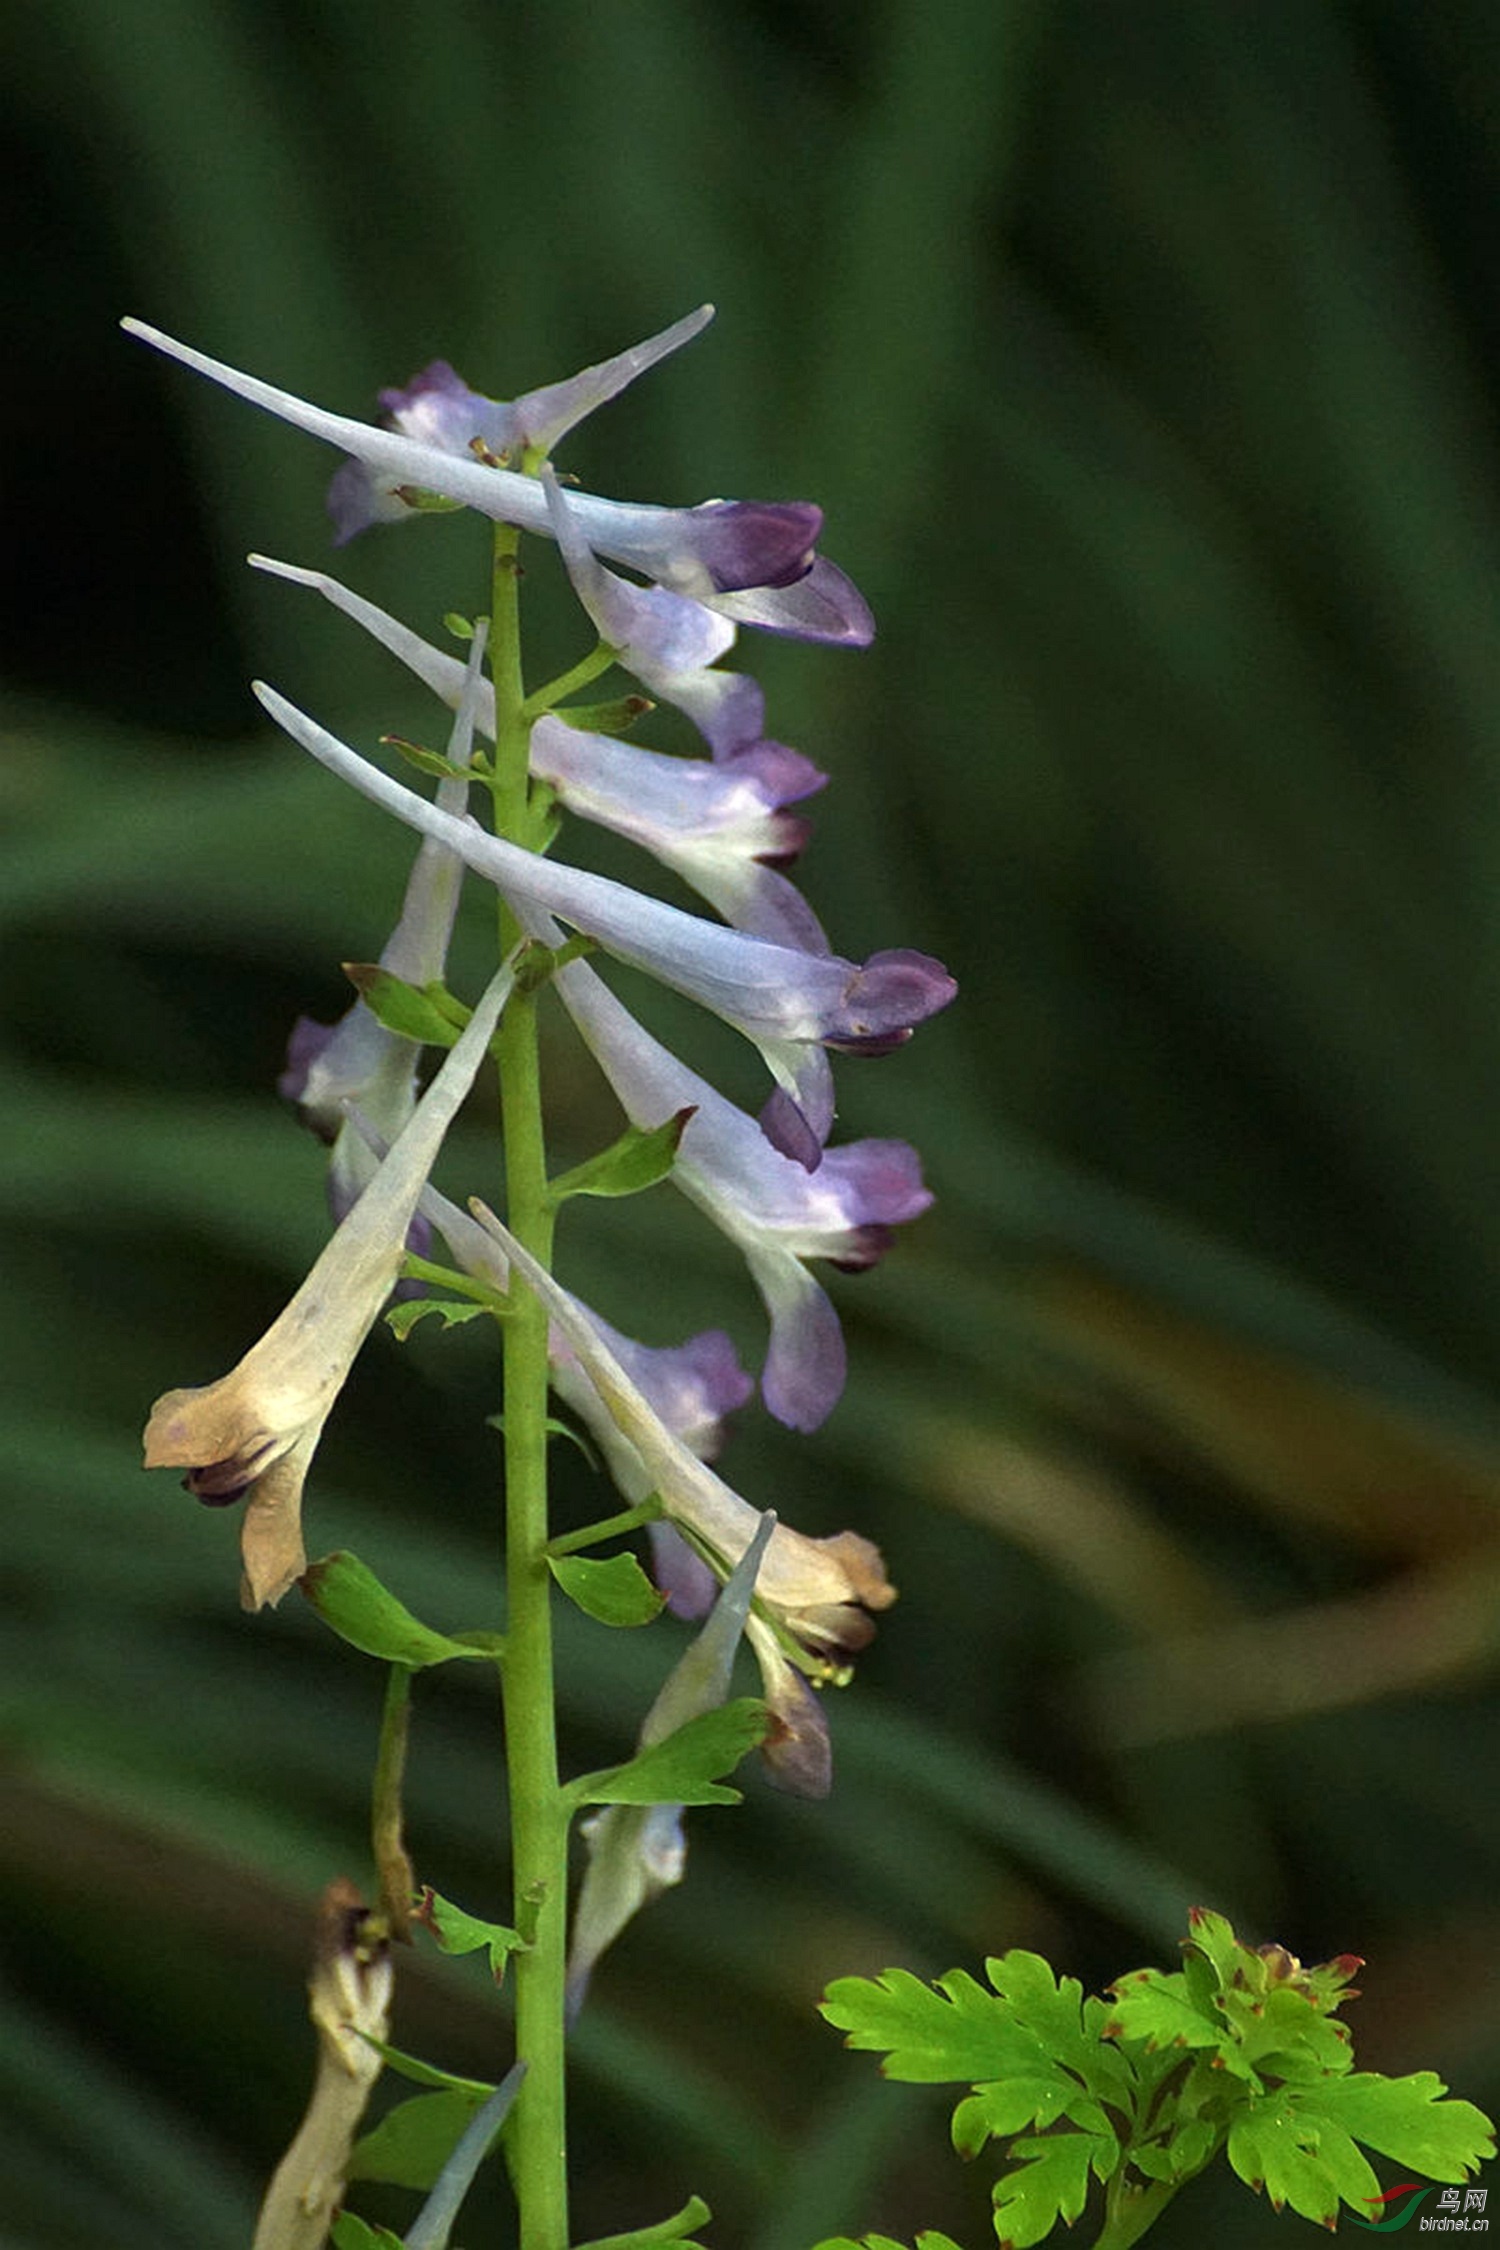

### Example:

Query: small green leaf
xmin=573 ymin=2194 xmax=714 ymax=2250
xmin=301 ymin=1551 xmax=493 ymax=1669
xmin=1134 ymin=2114 xmax=1220 ymax=2183
xmin=821 ymin=1966 xmax=1052 ymax=2086
xmin=349 ymin=2088 xmax=489 ymax=2189
xmin=548 ymin=1110 xmax=694 ymax=1204
xmin=1182 ymin=1907 xmax=1243 ymax=1989
xmin=387 ymin=1295 xmax=492 ymax=1341
xmin=1227 ymin=2106 xmax=1342 ymax=2226
xmin=1105 ymin=1968 xmax=1228 ymax=2060
xmin=362 ymin=2040 xmax=495 ymax=2097
xmin=556 ymin=693 xmax=655 ymax=733
xmin=1221 ymin=1983 xmax=1352 ymax=2078
xmin=570 ymin=1698 xmax=769 ymax=1808
xmin=549 ymin=1551 xmax=666 ymax=1627
xmin=990 ymin=2129 xmax=1117 ymax=2249
xmin=987 ymin=1955 xmax=1134 ymax=2105
xmin=383 ymin=732 xmax=476 ymax=783
xmin=951 ymin=2076 xmax=1076 ymax=2156
xmin=813 ymin=2238 xmax=966 ymax=2250
xmin=1312 ymin=2070 xmax=1496 ymax=2178
xmin=394 ymin=486 xmax=464 ymax=515
xmin=344 ymin=964 xmax=473 ymax=1047
xmin=331 ymin=2215 xmax=405 ymax=2250
xmin=414 ymin=1887 xmax=527 ymax=1983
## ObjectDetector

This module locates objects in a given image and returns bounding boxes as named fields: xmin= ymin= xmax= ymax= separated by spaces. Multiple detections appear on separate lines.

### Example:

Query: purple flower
xmin=329 ymin=306 xmax=714 ymax=538
xmin=250 ymin=559 xmax=830 ymax=952
xmin=555 ymin=961 xmax=931 ymax=1430
xmin=280 ymin=624 xmax=486 ymax=1239
xmin=251 ymin=685 xmax=956 ymax=1154
xmin=705 ymin=559 xmax=874 ymax=646
xmin=529 ymin=716 xmax=832 ymax=953
xmin=123 ymin=319 xmax=838 ymax=609
xmin=542 ymin=468 xmax=764 ymax=750
xmin=410 ymin=1177 xmax=754 ymax=1485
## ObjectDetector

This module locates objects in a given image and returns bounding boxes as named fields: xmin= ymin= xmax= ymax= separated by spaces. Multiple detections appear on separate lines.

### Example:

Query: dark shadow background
xmin=4 ymin=2 xmax=1500 ymax=2244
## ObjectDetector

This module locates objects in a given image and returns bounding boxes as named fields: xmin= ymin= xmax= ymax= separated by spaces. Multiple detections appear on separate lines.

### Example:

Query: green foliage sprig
xmin=817 ymin=1909 xmax=1495 ymax=2250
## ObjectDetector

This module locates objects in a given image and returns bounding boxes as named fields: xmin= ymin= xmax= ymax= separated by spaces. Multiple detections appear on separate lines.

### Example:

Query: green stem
xmin=490 ymin=521 xmax=570 ymax=2250
xmin=371 ymin=1665 xmax=414 ymax=1941
xmin=1093 ymin=2173 xmax=1177 ymax=2250
xmin=520 ymin=638 xmax=619 ymax=719
xmin=545 ymin=1500 xmax=663 ymax=1560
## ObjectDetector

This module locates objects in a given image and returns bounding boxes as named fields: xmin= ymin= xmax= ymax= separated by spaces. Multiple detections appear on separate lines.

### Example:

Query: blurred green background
xmin=5 ymin=1 xmax=1500 ymax=2244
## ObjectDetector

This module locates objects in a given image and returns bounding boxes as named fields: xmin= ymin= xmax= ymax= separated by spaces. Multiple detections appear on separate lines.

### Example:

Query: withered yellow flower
xmin=143 ymin=965 xmax=512 ymax=1609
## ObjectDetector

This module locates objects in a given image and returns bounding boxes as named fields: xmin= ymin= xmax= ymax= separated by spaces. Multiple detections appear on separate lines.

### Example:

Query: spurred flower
xmin=123 ymin=317 xmax=855 ymax=625
xmin=528 ymin=715 xmax=830 ymax=952
xmin=556 ymin=958 xmax=932 ymax=1430
xmin=464 ymin=1199 xmax=896 ymax=1686
xmin=281 ymin=623 xmax=487 ymax=1227
xmin=408 ymin=1175 xmax=755 ymax=1482
xmin=566 ymin=1512 xmax=774 ymax=2018
xmin=249 ymin=557 xmax=830 ymax=954
xmin=142 ymin=965 xmax=513 ymax=1609
xmin=252 ymin=684 xmax=955 ymax=1153
xmin=330 ymin=303 xmax=713 ymax=516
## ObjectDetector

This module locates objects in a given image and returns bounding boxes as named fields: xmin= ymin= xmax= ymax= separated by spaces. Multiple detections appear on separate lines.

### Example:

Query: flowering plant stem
xmin=490 ymin=520 xmax=570 ymax=2250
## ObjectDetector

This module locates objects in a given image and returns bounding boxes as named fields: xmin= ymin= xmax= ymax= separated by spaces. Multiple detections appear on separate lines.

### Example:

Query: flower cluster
xmin=132 ymin=308 xmax=953 ymax=1769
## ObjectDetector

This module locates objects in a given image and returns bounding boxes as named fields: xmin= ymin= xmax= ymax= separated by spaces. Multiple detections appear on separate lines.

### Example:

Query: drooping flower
xmin=407 ymin=1173 xmax=755 ymax=1476
xmin=249 ymin=684 xmax=949 ymax=1161
xmin=555 ymin=958 xmax=932 ymax=1431
xmin=251 ymin=683 xmax=956 ymax=1154
xmin=142 ymin=964 xmax=513 ymax=1609
xmin=123 ymin=318 xmax=857 ymax=630
xmin=280 ymin=622 xmax=488 ymax=1229
xmin=464 ymin=1197 xmax=896 ymax=1698
xmin=543 ymin=467 xmax=776 ymax=753
xmin=423 ymin=1172 xmax=833 ymax=1794
xmin=565 ymin=1511 xmax=774 ymax=2019
xmin=248 ymin=559 xmax=831 ymax=955
xmin=528 ymin=715 xmax=831 ymax=953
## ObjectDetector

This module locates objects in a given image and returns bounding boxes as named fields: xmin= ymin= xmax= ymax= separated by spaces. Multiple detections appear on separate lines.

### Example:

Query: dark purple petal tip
xmin=760 ymin=1669 xmax=832 ymax=1799
xmin=278 ymin=1013 xmax=338 ymax=1108
xmin=758 ymin=1087 xmax=827 ymax=1173
xmin=697 ymin=501 xmax=823 ymax=593
xmin=830 ymin=949 xmax=957 ymax=1053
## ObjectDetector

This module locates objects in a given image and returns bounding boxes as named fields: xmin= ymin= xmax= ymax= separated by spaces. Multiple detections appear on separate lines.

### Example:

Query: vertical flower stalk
xmin=487 ymin=507 xmax=571 ymax=2250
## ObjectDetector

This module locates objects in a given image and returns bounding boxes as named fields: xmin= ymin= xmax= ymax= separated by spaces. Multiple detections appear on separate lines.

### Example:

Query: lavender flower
xmin=280 ymin=624 xmax=487 ymax=1231
xmin=123 ymin=317 xmax=856 ymax=625
xmin=251 ymin=684 xmax=956 ymax=1152
xmin=555 ymin=960 xmax=931 ymax=1431
xmin=544 ymin=467 xmax=781 ymax=752
xmin=249 ymin=558 xmax=831 ymax=954
xmin=409 ymin=1176 xmax=754 ymax=1479
xmin=528 ymin=715 xmax=832 ymax=953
